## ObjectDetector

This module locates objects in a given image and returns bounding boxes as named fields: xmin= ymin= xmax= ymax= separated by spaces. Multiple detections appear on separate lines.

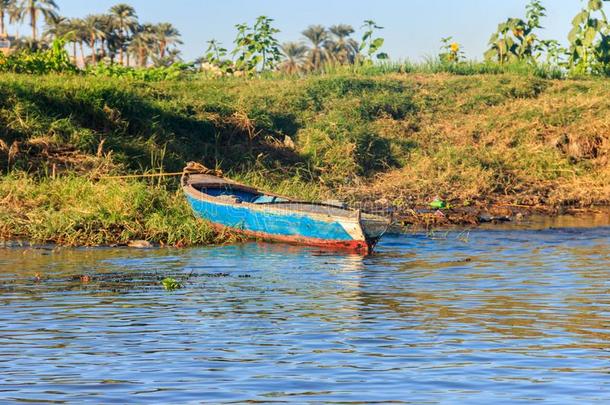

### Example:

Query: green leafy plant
xmin=232 ymin=16 xmax=282 ymax=74
xmin=485 ymin=0 xmax=547 ymax=64
xmin=0 ymin=37 xmax=76 ymax=74
xmin=359 ymin=20 xmax=387 ymax=61
xmin=85 ymin=62 xmax=193 ymax=81
xmin=439 ymin=37 xmax=464 ymax=64
xmin=162 ymin=277 xmax=183 ymax=291
xmin=199 ymin=39 xmax=236 ymax=76
xmin=540 ymin=39 xmax=565 ymax=65
xmin=203 ymin=39 xmax=227 ymax=64
xmin=568 ymin=0 xmax=610 ymax=75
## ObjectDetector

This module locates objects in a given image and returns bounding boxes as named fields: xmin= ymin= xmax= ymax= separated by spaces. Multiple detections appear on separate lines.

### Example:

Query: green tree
xmin=129 ymin=23 xmax=154 ymax=67
xmin=232 ymin=16 xmax=281 ymax=73
xmin=43 ymin=14 xmax=74 ymax=57
xmin=327 ymin=24 xmax=359 ymax=64
xmin=7 ymin=0 xmax=23 ymax=35
xmin=279 ymin=41 xmax=308 ymax=74
xmin=109 ymin=3 xmax=137 ymax=65
xmin=69 ymin=17 xmax=88 ymax=66
xmin=568 ymin=0 xmax=610 ymax=75
xmin=252 ymin=16 xmax=281 ymax=71
xmin=83 ymin=14 xmax=105 ymax=64
xmin=484 ymin=0 xmax=547 ymax=64
xmin=153 ymin=22 xmax=181 ymax=60
xmin=18 ymin=0 xmax=58 ymax=40
xmin=302 ymin=24 xmax=328 ymax=70
xmin=0 ymin=0 xmax=16 ymax=36
xmin=360 ymin=20 xmax=386 ymax=60
xmin=97 ymin=14 xmax=114 ymax=61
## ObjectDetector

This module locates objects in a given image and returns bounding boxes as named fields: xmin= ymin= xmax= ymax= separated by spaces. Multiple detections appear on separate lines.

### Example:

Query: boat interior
xmin=185 ymin=173 xmax=392 ymax=232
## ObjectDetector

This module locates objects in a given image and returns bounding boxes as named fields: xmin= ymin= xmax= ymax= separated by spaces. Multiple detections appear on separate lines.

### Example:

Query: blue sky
xmin=11 ymin=0 xmax=584 ymax=61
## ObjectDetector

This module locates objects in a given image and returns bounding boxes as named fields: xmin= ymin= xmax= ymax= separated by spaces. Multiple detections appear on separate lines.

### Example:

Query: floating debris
xmin=201 ymin=272 xmax=230 ymax=278
xmin=162 ymin=277 xmax=183 ymax=291
xmin=127 ymin=240 xmax=153 ymax=249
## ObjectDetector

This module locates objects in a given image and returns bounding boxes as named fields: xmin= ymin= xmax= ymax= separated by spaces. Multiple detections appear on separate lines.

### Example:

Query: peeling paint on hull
xmin=182 ymin=173 xmax=388 ymax=254
xmin=210 ymin=222 xmax=376 ymax=254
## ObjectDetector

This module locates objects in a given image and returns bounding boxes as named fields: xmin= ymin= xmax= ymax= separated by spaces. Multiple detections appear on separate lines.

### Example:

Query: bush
xmin=85 ymin=62 xmax=195 ymax=81
xmin=0 ymin=39 xmax=77 ymax=74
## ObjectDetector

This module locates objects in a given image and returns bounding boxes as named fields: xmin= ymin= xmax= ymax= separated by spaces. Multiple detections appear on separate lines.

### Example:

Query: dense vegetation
xmin=2 ymin=0 xmax=610 ymax=77
xmin=0 ymin=174 xmax=224 ymax=246
xmin=0 ymin=0 xmax=609 ymax=246
xmin=1 ymin=73 xmax=608 ymax=205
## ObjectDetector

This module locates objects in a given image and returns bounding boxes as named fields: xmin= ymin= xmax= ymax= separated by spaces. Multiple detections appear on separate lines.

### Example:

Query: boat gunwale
xmin=182 ymin=182 xmax=362 ymax=224
xmin=182 ymin=171 xmax=390 ymax=251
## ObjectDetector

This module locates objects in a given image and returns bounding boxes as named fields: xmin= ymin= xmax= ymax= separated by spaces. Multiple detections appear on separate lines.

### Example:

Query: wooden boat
xmin=182 ymin=167 xmax=390 ymax=254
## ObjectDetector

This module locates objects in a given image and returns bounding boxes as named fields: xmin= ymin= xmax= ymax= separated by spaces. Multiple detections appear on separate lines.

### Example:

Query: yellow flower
xmin=450 ymin=42 xmax=460 ymax=53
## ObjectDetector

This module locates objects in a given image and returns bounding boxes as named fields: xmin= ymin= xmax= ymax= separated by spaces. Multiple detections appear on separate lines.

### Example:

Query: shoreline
xmin=396 ymin=204 xmax=610 ymax=228
xmin=1 ymin=72 xmax=608 ymax=246
xmin=2 ymin=206 xmax=608 ymax=250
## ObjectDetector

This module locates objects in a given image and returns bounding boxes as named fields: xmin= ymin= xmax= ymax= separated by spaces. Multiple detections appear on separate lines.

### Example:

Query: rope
xmin=96 ymin=162 xmax=223 ymax=180
xmin=97 ymin=172 xmax=185 ymax=180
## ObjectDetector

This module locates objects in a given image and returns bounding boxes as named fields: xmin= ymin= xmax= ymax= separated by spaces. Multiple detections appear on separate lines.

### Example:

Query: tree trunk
xmin=126 ymin=51 xmax=130 ymax=67
xmin=160 ymin=41 xmax=166 ymax=59
xmin=90 ymin=35 xmax=96 ymax=64
xmin=72 ymin=42 xmax=77 ymax=62
xmin=1 ymin=11 xmax=5 ymax=36
xmin=79 ymin=42 xmax=85 ymax=67
xmin=30 ymin=7 xmax=36 ymax=40
xmin=118 ymin=30 xmax=125 ymax=65
xmin=139 ymin=46 xmax=145 ymax=67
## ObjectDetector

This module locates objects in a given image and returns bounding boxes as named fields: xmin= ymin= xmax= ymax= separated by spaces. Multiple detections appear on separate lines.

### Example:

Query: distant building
xmin=0 ymin=35 xmax=14 ymax=56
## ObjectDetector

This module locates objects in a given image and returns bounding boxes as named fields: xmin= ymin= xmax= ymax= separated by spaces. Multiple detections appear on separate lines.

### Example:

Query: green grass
xmin=300 ymin=60 xmax=565 ymax=80
xmin=0 ymin=174 xmax=225 ymax=246
xmin=0 ymin=69 xmax=609 ymax=245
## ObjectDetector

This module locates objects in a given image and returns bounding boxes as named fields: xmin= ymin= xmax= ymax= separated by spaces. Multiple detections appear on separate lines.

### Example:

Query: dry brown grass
xmin=337 ymin=76 xmax=610 ymax=211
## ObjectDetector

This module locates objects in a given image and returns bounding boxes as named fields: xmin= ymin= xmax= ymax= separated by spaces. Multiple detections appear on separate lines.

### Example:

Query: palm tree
xmin=279 ymin=41 xmax=308 ymax=74
xmin=66 ymin=17 xmax=88 ymax=67
xmin=43 ymin=14 xmax=71 ymax=39
xmin=18 ymin=0 xmax=59 ymax=40
xmin=328 ymin=24 xmax=358 ymax=64
xmin=109 ymin=3 xmax=137 ymax=65
xmin=302 ymin=25 xmax=329 ymax=70
xmin=97 ymin=13 xmax=114 ymax=61
xmin=8 ymin=0 xmax=24 ymax=37
xmin=129 ymin=23 xmax=154 ymax=67
xmin=83 ymin=14 xmax=105 ymax=64
xmin=153 ymin=22 xmax=181 ymax=60
xmin=43 ymin=15 xmax=75 ymax=59
xmin=0 ymin=0 xmax=16 ymax=36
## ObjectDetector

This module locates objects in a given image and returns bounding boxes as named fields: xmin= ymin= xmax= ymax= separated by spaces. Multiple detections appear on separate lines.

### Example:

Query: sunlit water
xmin=0 ymin=216 xmax=609 ymax=404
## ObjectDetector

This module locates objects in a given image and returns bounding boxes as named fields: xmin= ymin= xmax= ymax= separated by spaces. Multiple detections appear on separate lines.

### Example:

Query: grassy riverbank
xmin=1 ymin=71 xmax=608 ymax=245
xmin=0 ymin=174 xmax=225 ymax=246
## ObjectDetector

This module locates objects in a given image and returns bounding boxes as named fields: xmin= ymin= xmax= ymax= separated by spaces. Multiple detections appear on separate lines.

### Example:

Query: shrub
xmin=0 ymin=39 xmax=77 ymax=74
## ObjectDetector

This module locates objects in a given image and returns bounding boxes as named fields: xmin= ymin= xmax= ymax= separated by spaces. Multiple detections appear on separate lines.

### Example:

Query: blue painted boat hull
xmin=182 ymin=171 xmax=389 ymax=253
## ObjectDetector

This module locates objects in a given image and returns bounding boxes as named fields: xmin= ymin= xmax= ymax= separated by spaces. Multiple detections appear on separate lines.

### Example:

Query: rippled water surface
xmin=1 ymin=216 xmax=609 ymax=403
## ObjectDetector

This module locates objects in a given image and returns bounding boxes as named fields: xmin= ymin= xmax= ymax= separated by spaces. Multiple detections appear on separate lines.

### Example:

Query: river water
xmin=0 ymin=215 xmax=609 ymax=404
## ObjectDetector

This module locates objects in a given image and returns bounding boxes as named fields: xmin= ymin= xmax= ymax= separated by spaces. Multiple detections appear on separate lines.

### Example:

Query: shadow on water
xmin=0 ymin=214 xmax=609 ymax=403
